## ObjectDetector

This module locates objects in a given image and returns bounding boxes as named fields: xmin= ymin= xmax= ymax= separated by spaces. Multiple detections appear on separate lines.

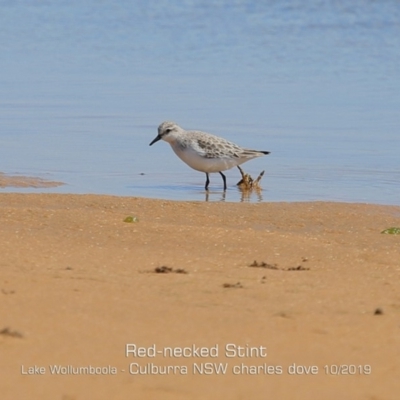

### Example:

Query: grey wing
xmin=196 ymin=138 xmax=240 ymax=159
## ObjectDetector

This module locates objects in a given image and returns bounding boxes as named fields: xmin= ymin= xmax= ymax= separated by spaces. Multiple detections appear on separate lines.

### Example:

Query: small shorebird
xmin=149 ymin=121 xmax=270 ymax=191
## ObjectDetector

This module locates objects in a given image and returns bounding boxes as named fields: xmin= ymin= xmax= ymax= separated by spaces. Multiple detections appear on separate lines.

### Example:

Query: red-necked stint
xmin=150 ymin=121 xmax=270 ymax=191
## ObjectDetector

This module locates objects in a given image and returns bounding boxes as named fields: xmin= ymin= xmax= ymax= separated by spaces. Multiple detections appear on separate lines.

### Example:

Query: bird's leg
xmin=219 ymin=171 xmax=227 ymax=191
xmin=205 ymin=173 xmax=210 ymax=191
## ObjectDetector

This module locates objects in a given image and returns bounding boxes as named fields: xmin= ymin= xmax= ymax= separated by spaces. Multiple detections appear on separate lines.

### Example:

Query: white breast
xmin=170 ymin=143 xmax=240 ymax=173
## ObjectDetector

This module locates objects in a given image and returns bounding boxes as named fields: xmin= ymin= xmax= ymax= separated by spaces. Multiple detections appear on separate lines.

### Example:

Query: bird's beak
xmin=149 ymin=134 xmax=162 ymax=146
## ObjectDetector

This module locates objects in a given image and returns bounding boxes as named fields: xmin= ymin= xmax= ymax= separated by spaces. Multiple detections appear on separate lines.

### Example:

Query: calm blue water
xmin=1 ymin=0 xmax=399 ymax=203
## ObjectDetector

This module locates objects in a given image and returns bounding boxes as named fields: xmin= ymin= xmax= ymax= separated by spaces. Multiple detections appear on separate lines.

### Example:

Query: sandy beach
xmin=1 ymin=190 xmax=400 ymax=400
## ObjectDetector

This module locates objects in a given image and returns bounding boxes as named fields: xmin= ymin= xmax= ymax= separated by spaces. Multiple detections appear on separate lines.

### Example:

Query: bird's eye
xmin=165 ymin=128 xmax=171 ymax=133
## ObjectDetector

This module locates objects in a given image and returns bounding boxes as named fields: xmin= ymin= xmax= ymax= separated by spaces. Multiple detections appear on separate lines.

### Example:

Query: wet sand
xmin=1 ymin=192 xmax=400 ymax=400
xmin=0 ymin=172 xmax=63 ymax=188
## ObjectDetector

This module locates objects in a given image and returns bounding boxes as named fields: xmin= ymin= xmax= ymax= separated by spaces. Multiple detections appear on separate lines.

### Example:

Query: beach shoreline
xmin=1 ymin=192 xmax=399 ymax=399
xmin=0 ymin=172 xmax=64 ymax=189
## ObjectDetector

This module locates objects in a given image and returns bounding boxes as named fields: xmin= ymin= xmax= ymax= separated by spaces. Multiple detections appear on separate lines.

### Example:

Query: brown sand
xmin=1 ymin=193 xmax=399 ymax=400
xmin=0 ymin=172 xmax=63 ymax=188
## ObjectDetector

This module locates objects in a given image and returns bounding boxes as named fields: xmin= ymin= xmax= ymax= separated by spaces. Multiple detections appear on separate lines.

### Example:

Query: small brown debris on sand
xmin=0 ymin=327 xmax=23 ymax=339
xmin=223 ymin=282 xmax=243 ymax=289
xmin=249 ymin=260 xmax=278 ymax=269
xmin=174 ymin=268 xmax=188 ymax=274
xmin=154 ymin=266 xmax=188 ymax=274
xmin=249 ymin=260 xmax=310 ymax=271
xmin=287 ymin=265 xmax=310 ymax=271
xmin=1 ymin=289 xmax=15 ymax=295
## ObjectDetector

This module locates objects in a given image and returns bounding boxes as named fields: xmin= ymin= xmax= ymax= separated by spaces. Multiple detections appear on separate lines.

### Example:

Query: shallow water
xmin=1 ymin=0 xmax=399 ymax=204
